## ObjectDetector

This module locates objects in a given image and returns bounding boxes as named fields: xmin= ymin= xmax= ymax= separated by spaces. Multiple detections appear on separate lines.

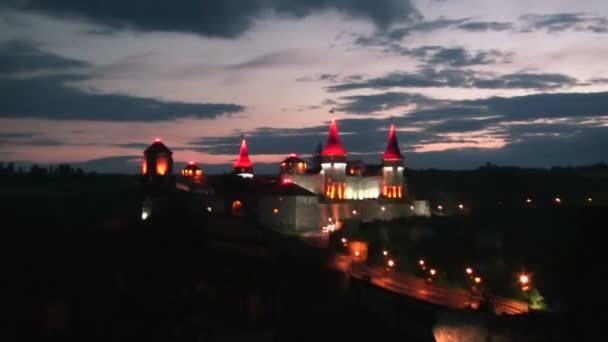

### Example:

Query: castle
xmin=141 ymin=118 xmax=430 ymax=232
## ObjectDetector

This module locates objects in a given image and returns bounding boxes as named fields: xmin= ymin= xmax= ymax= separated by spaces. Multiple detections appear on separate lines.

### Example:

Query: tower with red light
xmin=381 ymin=124 xmax=405 ymax=199
xmin=321 ymin=118 xmax=347 ymax=200
xmin=142 ymin=138 xmax=173 ymax=178
xmin=234 ymin=136 xmax=253 ymax=178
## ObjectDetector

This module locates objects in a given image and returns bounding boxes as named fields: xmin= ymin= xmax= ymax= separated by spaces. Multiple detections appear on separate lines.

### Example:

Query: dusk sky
xmin=1 ymin=0 xmax=608 ymax=173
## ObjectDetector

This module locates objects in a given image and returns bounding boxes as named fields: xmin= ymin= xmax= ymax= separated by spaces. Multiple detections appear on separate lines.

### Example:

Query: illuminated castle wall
xmin=279 ymin=119 xmax=405 ymax=202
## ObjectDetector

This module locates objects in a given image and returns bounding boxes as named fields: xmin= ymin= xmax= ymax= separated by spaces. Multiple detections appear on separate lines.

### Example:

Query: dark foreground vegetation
xmin=1 ymin=164 xmax=606 ymax=341
xmin=0 ymin=173 xmax=400 ymax=341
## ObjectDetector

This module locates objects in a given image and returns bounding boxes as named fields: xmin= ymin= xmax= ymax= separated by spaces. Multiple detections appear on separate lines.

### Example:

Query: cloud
xmin=468 ymin=91 xmax=608 ymax=120
xmin=0 ymin=75 xmax=245 ymax=121
xmin=0 ymin=40 xmax=246 ymax=121
xmin=336 ymin=92 xmax=438 ymax=114
xmin=326 ymin=67 xmax=578 ymax=92
xmin=227 ymin=50 xmax=318 ymax=70
xmin=6 ymin=0 xmax=420 ymax=38
xmin=384 ymin=45 xmax=512 ymax=67
xmin=0 ymin=40 xmax=89 ymax=74
xmin=456 ymin=21 xmax=514 ymax=32
xmin=519 ymin=13 xmax=608 ymax=33
xmin=472 ymin=73 xmax=576 ymax=89
xmin=0 ymin=132 xmax=38 ymax=139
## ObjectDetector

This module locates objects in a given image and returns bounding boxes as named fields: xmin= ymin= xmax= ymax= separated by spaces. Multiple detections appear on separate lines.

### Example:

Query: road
xmin=300 ymin=233 xmax=529 ymax=315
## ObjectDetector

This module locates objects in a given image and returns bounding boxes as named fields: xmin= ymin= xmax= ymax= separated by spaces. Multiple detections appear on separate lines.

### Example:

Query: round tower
xmin=234 ymin=136 xmax=253 ymax=178
xmin=143 ymin=138 xmax=173 ymax=178
xmin=381 ymin=124 xmax=405 ymax=199
xmin=181 ymin=161 xmax=203 ymax=179
xmin=280 ymin=154 xmax=307 ymax=182
xmin=321 ymin=118 xmax=347 ymax=200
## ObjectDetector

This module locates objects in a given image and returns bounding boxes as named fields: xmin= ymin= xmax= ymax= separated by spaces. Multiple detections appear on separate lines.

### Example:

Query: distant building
xmin=141 ymin=119 xmax=430 ymax=232
xmin=181 ymin=161 xmax=203 ymax=180
xmin=143 ymin=138 xmax=173 ymax=179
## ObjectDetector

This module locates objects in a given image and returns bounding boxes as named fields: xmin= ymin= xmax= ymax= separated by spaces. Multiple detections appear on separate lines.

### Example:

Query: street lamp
xmin=466 ymin=267 xmax=473 ymax=275
xmin=554 ymin=197 xmax=562 ymax=204
xmin=519 ymin=273 xmax=531 ymax=291
xmin=419 ymin=259 xmax=426 ymax=271
xmin=383 ymin=250 xmax=388 ymax=256
xmin=458 ymin=203 xmax=464 ymax=210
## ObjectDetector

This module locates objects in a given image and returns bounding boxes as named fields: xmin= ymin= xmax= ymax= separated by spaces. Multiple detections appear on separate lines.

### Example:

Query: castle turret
xmin=381 ymin=124 xmax=405 ymax=199
xmin=181 ymin=161 xmax=203 ymax=179
xmin=234 ymin=137 xmax=253 ymax=178
xmin=321 ymin=118 xmax=347 ymax=199
xmin=143 ymin=138 xmax=173 ymax=178
xmin=280 ymin=153 xmax=307 ymax=183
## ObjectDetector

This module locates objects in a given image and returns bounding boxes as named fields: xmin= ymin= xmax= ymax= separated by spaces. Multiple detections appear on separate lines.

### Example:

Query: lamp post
xmin=519 ymin=274 xmax=531 ymax=292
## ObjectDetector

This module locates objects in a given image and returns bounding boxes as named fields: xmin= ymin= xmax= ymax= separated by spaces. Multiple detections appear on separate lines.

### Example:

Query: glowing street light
xmin=437 ymin=205 xmax=443 ymax=210
xmin=410 ymin=205 xmax=414 ymax=210
xmin=525 ymin=197 xmax=533 ymax=204
xmin=383 ymin=250 xmax=388 ymax=256
xmin=474 ymin=276 xmax=482 ymax=284
xmin=458 ymin=203 xmax=464 ymax=210
xmin=354 ymin=250 xmax=360 ymax=257
xmin=519 ymin=274 xmax=531 ymax=291
xmin=466 ymin=267 xmax=473 ymax=275
xmin=352 ymin=210 xmax=357 ymax=215
xmin=419 ymin=259 xmax=425 ymax=266
xmin=388 ymin=259 xmax=395 ymax=267
xmin=587 ymin=197 xmax=593 ymax=203
xmin=429 ymin=268 xmax=436 ymax=276
xmin=381 ymin=206 xmax=386 ymax=211
xmin=554 ymin=197 xmax=562 ymax=204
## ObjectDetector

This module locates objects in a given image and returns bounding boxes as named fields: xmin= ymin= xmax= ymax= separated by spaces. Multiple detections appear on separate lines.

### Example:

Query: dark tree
xmin=309 ymin=141 xmax=323 ymax=173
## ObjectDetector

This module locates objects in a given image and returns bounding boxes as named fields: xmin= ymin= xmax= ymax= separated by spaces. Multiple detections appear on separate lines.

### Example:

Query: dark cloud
xmin=468 ymin=91 xmax=608 ymax=120
xmin=385 ymin=17 xmax=470 ymax=40
xmin=520 ymin=13 xmax=608 ymax=33
xmin=6 ymin=0 xmax=420 ymax=38
xmin=457 ymin=21 xmax=514 ymax=32
xmin=472 ymin=73 xmax=576 ymax=89
xmin=353 ymin=17 xmax=468 ymax=48
xmin=0 ymin=40 xmax=246 ymax=121
xmin=337 ymin=92 xmax=436 ymax=114
xmin=0 ymin=132 xmax=38 ymax=139
xmin=0 ymin=40 xmax=89 ymax=74
xmin=0 ymin=75 xmax=245 ymax=121
xmin=425 ymin=118 xmax=498 ymax=133
xmin=385 ymin=45 xmax=512 ymax=67
xmin=327 ymin=67 xmax=578 ymax=92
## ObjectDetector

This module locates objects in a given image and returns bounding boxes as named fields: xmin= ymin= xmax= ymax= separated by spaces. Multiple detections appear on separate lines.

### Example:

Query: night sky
xmin=1 ymin=0 xmax=607 ymax=173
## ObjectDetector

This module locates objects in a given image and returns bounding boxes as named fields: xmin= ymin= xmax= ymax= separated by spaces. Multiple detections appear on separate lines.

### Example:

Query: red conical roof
xmin=321 ymin=117 xmax=347 ymax=156
xmin=383 ymin=124 xmax=404 ymax=161
xmin=234 ymin=138 xmax=253 ymax=168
